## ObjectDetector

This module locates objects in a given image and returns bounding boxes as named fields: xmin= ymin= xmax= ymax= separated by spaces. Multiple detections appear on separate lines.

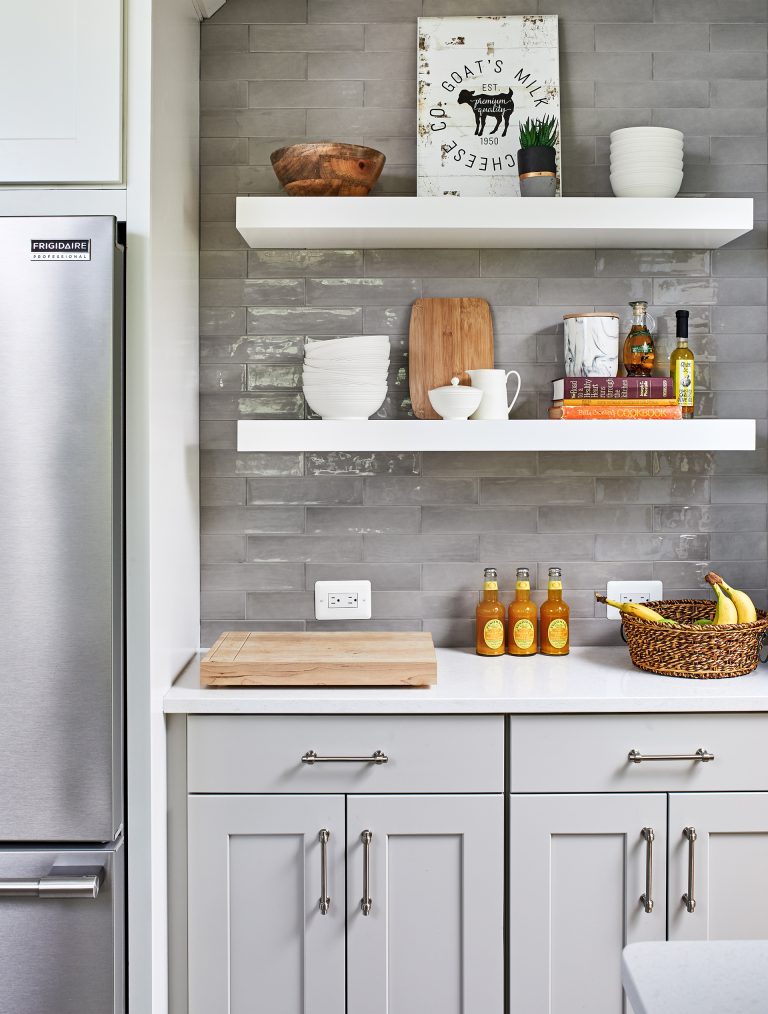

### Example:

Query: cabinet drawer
xmin=188 ymin=715 xmax=503 ymax=794
xmin=509 ymin=714 xmax=768 ymax=793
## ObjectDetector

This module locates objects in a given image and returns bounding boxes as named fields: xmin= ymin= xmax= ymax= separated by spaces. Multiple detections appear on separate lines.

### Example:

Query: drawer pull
xmin=640 ymin=827 xmax=655 ymax=914
xmin=301 ymin=750 xmax=389 ymax=765
xmin=319 ymin=829 xmax=330 ymax=915
xmin=628 ymin=748 xmax=714 ymax=764
xmin=682 ymin=826 xmax=697 ymax=913
xmin=360 ymin=830 xmax=373 ymax=916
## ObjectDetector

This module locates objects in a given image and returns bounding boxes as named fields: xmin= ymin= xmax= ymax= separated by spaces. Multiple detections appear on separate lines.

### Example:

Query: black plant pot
xmin=517 ymin=145 xmax=556 ymax=175
xmin=517 ymin=144 xmax=557 ymax=196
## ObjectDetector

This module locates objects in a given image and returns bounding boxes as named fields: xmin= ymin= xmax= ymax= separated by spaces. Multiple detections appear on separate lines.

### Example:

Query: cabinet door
xmin=0 ymin=0 xmax=122 ymax=182
xmin=669 ymin=792 xmax=768 ymax=942
xmin=188 ymin=794 xmax=345 ymax=1014
xmin=509 ymin=794 xmax=667 ymax=1014
xmin=346 ymin=794 xmax=504 ymax=1014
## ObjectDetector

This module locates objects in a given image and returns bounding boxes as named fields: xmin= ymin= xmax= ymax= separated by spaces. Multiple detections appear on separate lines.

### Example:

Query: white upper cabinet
xmin=0 ymin=0 xmax=122 ymax=183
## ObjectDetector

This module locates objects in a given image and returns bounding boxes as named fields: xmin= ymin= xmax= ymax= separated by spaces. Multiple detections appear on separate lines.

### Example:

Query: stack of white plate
xmin=302 ymin=336 xmax=390 ymax=419
xmin=610 ymin=127 xmax=684 ymax=197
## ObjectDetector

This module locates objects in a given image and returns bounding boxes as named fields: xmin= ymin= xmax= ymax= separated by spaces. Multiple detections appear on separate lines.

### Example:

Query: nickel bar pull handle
xmin=302 ymin=750 xmax=388 ymax=765
xmin=360 ymin=830 xmax=373 ymax=916
xmin=640 ymin=827 xmax=655 ymax=914
xmin=682 ymin=826 xmax=697 ymax=913
xmin=319 ymin=829 xmax=330 ymax=915
xmin=0 ymin=866 xmax=104 ymax=900
xmin=628 ymin=748 xmax=714 ymax=764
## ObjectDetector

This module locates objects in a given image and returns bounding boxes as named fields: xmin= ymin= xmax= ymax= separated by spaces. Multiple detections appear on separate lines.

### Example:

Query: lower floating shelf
xmin=237 ymin=419 xmax=756 ymax=454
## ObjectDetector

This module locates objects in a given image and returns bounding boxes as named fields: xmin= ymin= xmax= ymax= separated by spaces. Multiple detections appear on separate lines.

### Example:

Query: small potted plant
xmin=517 ymin=115 xmax=559 ymax=197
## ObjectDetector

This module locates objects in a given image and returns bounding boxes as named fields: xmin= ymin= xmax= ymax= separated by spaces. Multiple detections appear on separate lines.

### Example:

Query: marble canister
xmin=563 ymin=313 xmax=620 ymax=377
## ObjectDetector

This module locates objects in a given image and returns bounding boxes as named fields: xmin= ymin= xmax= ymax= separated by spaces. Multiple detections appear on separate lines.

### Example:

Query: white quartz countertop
xmin=164 ymin=646 xmax=768 ymax=714
xmin=622 ymin=941 xmax=768 ymax=1014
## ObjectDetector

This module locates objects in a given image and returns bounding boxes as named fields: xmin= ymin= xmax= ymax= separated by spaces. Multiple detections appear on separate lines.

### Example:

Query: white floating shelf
xmin=238 ymin=419 xmax=756 ymax=454
xmin=236 ymin=196 xmax=752 ymax=250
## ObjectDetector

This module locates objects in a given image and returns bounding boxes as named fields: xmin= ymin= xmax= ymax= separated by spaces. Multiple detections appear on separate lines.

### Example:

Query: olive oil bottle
xmin=540 ymin=567 xmax=570 ymax=656
xmin=670 ymin=308 xmax=694 ymax=420
xmin=508 ymin=567 xmax=537 ymax=657
xmin=476 ymin=567 xmax=506 ymax=656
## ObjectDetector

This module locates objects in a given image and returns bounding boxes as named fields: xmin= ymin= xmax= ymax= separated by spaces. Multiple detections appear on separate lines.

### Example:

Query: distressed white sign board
xmin=417 ymin=15 xmax=562 ymax=197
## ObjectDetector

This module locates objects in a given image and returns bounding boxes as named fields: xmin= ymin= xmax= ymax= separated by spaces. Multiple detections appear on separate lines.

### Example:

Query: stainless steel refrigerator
xmin=0 ymin=217 xmax=124 ymax=1013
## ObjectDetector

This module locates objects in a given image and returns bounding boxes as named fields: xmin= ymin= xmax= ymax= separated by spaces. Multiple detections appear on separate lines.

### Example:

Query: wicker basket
xmin=621 ymin=599 xmax=768 ymax=679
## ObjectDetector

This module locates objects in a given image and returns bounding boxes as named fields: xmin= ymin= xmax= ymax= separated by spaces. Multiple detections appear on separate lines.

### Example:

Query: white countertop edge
xmin=164 ymin=646 xmax=768 ymax=715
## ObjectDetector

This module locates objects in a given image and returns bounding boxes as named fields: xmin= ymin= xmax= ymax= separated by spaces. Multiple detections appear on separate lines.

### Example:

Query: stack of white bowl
xmin=302 ymin=336 xmax=390 ymax=420
xmin=610 ymin=127 xmax=684 ymax=197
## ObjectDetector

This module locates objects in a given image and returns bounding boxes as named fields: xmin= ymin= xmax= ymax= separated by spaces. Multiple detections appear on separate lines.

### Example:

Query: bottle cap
xmin=516 ymin=567 xmax=530 ymax=579
xmin=548 ymin=566 xmax=562 ymax=579
xmin=483 ymin=567 xmax=498 ymax=580
xmin=675 ymin=308 xmax=689 ymax=339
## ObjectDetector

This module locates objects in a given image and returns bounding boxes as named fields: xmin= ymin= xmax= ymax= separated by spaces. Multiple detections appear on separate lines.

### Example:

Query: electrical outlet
xmin=315 ymin=580 xmax=372 ymax=620
xmin=605 ymin=580 xmax=663 ymax=620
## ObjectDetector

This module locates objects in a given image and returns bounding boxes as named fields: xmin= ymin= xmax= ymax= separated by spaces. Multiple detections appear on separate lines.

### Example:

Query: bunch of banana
xmin=705 ymin=572 xmax=757 ymax=625
xmin=595 ymin=595 xmax=680 ymax=626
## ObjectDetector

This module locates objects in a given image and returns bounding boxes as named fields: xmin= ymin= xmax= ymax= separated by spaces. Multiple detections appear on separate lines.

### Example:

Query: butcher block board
xmin=408 ymin=297 xmax=495 ymax=419
xmin=201 ymin=631 xmax=437 ymax=688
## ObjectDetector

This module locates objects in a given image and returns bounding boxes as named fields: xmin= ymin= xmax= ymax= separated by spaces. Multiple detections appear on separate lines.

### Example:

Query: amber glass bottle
xmin=476 ymin=567 xmax=506 ymax=656
xmin=508 ymin=567 xmax=537 ymax=656
xmin=622 ymin=300 xmax=656 ymax=377
xmin=540 ymin=567 xmax=570 ymax=656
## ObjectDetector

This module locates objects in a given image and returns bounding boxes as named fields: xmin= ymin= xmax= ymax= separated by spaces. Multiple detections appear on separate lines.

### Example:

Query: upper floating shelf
xmin=235 ymin=196 xmax=753 ymax=250
xmin=237 ymin=419 xmax=756 ymax=454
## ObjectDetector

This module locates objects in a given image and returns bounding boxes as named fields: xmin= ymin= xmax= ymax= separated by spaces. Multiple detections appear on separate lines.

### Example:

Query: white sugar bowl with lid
xmin=428 ymin=377 xmax=484 ymax=420
xmin=563 ymin=312 xmax=620 ymax=377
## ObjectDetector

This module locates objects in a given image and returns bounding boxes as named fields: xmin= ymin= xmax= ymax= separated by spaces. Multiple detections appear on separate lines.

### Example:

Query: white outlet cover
xmin=315 ymin=580 xmax=372 ymax=620
xmin=605 ymin=580 xmax=663 ymax=620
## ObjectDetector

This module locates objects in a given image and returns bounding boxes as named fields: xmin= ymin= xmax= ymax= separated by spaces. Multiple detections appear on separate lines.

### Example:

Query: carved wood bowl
xmin=270 ymin=143 xmax=386 ymax=196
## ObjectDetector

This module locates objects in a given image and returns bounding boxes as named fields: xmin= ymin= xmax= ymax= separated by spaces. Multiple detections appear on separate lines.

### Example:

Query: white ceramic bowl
xmin=610 ymin=126 xmax=683 ymax=143
xmin=303 ymin=386 xmax=387 ymax=420
xmin=610 ymin=140 xmax=683 ymax=152
xmin=612 ymin=154 xmax=681 ymax=170
xmin=610 ymin=146 xmax=683 ymax=160
xmin=427 ymin=383 xmax=483 ymax=420
xmin=305 ymin=336 xmax=390 ymax=355
xmin=610 ymin=173 xmax=683 ymax=198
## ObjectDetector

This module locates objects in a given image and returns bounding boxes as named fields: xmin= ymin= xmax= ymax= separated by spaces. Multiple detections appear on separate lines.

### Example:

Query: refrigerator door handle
xmin=0 ymin=865 xmax=104 ymax=899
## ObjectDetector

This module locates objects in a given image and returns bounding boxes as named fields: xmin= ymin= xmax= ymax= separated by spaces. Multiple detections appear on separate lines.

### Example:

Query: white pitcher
xmin=466 ymin=369 xmax=522 ymax=420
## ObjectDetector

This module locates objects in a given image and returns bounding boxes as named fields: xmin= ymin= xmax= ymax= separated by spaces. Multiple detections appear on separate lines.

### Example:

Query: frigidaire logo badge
xmin=30 ymin=239 xmax=91 ymax=261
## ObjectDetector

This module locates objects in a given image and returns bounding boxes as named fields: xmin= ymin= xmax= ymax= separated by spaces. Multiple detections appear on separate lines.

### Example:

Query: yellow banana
xmin=705 ymin=571 xmax=757 ymax=624
xmin=596 ymin=595 xmax=679 ymax=625
xmin=710 ymin=582 xmax=739 ymax=625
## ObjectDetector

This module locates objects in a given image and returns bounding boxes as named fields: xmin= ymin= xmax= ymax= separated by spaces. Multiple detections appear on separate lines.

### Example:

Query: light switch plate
xmin=605 ymin=580 xmax=663 ymax=620
xmin=315 ymin=580 xmax=372 ymax=620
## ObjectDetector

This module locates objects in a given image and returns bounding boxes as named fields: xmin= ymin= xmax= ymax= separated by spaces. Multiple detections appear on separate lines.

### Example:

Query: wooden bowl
xmin=270 ymin=143 xmax=386 ymax=195
xmin=284 ymin=179 xmax=370 ymax=197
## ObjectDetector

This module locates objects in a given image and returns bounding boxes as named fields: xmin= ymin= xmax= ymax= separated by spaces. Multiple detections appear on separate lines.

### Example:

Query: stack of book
xmin=550 ymin=376 xmax=683 ymax=419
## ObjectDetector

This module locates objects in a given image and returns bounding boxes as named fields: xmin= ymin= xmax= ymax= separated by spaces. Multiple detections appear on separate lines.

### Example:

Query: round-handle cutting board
xmin=408 ymin=297 xmax=495 ymax=419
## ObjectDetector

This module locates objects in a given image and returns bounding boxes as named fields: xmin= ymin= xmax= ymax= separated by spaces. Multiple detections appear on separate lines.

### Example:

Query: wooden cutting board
xmin=408 ymin=297 xmax=495 ymax=419
xmin=201 ymin=631 xmax=437 ymax=688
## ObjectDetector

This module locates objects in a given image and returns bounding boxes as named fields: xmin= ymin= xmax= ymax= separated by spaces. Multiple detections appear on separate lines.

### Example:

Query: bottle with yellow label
xmin=508 ymin=567 xmax=537 ymax=657
xmin=540 ymin=566 xmax=569 ymax=656
xmin=476 ymin=567 xmax=506 ymax=656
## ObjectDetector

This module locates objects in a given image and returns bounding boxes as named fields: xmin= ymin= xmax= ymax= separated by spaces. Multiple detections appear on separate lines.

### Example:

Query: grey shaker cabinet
xmin=508 ymin=793 xmax=668 ymax=1014
xmin=185 ymin=715 xmax=505 ymax=1014
xmin=187 ymin=794 xmax=347 ymax=1014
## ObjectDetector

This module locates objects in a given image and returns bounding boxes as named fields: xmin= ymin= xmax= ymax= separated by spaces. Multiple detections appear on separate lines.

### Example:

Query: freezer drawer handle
xmin=302 ymin=750 xmax=388 ymax=765
xmin=0 ymin=865 xmax=104 ymax=900
xmin=628 ymin=748 xmax=714 ymax=764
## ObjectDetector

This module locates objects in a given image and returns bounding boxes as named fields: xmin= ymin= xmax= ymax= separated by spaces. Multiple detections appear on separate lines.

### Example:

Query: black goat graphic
xmin=458 ymin=88 xmax=515 ymax=137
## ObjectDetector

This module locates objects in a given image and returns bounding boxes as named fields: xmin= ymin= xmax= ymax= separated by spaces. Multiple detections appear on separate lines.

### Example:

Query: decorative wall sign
xmin=417 ymin=15 xmax=562 ymax=197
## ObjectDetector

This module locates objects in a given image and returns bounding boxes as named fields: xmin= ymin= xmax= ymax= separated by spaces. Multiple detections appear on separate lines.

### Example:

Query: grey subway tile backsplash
xmin=200 ymin=0 xmax=768 ymax=643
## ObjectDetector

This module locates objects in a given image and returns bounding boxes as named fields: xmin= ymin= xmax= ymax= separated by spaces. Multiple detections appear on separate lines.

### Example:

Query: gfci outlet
xmin=605 ymin=580 xmax=663 ymax=620
xmin=315 ymin=580 xmax=372 ymax=620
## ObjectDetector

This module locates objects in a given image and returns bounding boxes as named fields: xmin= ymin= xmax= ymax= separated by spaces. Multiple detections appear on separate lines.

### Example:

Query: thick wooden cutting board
xmin=408 ymin=297 xmax=495 ymax=419
xmin=201 ymin=631 xmax=437 ymax=688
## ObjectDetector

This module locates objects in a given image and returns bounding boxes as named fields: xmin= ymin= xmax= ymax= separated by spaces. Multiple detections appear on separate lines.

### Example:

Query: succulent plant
xmin=518 ymin=115 xmax=559 ymax=149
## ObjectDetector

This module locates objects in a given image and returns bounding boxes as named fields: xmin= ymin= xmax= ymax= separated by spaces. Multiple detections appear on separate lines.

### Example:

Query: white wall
xmin=125 ymin=0 xmax=201 ymax=1009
